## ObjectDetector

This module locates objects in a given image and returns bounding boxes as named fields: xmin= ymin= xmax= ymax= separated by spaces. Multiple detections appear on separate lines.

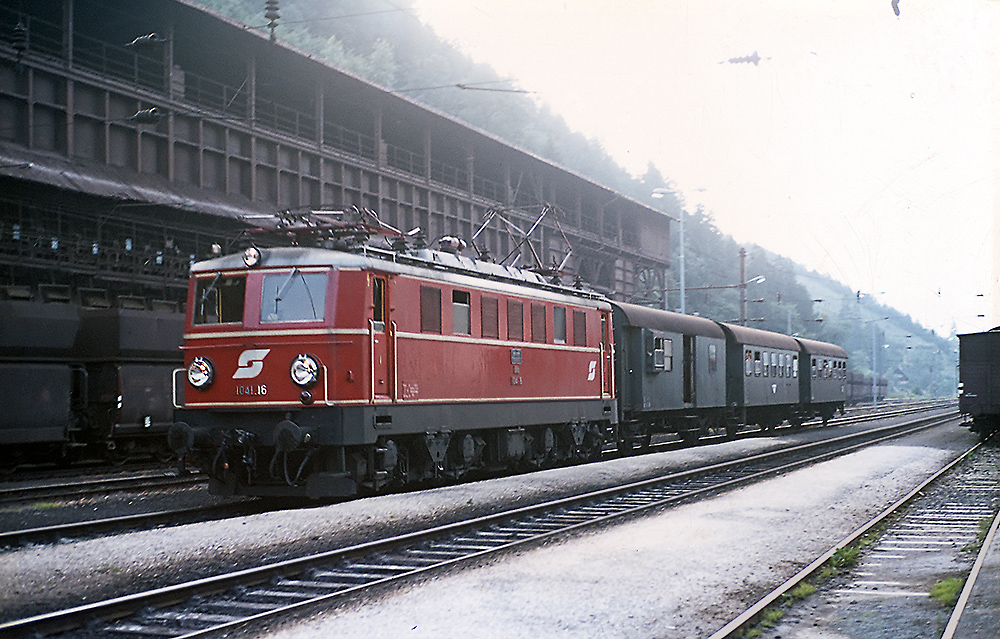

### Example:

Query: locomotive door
xmin=370 ymin=275 xmax=393 ymax=401
xmin=601 ymin=312 xmax=614 ymax=397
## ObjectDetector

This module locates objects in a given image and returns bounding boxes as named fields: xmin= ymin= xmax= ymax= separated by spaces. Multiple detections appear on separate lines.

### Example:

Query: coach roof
xmin=611 ymin=302 xmax=726 ymax=338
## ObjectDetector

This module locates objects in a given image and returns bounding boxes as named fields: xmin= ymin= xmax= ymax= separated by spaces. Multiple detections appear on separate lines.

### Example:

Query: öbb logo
xmin=233 ymin=349 xmax=271 ymax=379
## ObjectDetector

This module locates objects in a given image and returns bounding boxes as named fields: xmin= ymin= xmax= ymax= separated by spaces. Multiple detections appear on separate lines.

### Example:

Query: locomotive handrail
xmin=390 ymin=320 xmax=399 ymax=402
xmin=171 ymin=368 xmax=185 ymax=409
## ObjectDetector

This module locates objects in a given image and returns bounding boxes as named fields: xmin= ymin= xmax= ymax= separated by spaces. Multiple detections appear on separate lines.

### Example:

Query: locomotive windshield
xmin=194 ymin=274 xmax=246 ymax=325
xmin=261 ymin=269 xmax=327 ymax=322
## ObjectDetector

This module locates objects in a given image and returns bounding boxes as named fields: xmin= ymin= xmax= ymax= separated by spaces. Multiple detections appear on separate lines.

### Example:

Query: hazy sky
xmin=411 ymin=0 xmax=998 ymax=336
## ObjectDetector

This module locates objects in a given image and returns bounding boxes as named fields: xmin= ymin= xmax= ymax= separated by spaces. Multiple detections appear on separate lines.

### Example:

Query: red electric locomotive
xmin=170 ymin=212 xmax=616 ymax=498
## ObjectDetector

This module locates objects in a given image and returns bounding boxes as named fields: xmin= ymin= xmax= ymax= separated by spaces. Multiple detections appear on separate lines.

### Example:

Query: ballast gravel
xmin=0 ymin=417 xmax=976 ymax=638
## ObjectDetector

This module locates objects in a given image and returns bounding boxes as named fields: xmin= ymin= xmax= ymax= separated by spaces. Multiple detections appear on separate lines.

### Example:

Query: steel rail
xmin=0 ymin=409 xmax=958 ymax=638
xmin=940 ymin=487 xmax=1000 ymax=639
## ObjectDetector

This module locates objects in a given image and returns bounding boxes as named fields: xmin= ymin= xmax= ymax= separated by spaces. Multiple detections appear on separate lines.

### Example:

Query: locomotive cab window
xmin=194 ymin=274 xmax=246 ymax=325
xmin=261 ymin=270 xmax=327 ymax=322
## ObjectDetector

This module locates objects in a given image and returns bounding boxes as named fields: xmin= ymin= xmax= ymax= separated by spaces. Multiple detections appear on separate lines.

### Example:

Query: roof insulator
xmin=264 ymin=0 xmax=281 ymax=41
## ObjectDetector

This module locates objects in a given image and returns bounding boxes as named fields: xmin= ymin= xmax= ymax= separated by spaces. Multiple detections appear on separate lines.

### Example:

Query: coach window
xmin=195 ymin=274 xmax=246 ymax=324
xmin=553 ymin=307 xmax=567 ymax=344
xmin=811 ymin=357 xmax=817 ymax=379
xmin=507 ymin=300 xmax=523 ymax=341
xmin=420 ymin=285 xmax=442 ymax=333
xmin=452 ymin=290 xmax=471 ymax=335
xmin=786 ymin=356 xmax=792 ymax=378
xmin=530 ymin=303 xmax=546 ymax=343
xmin=762 ymin=351 xmax=769 ymax=377
xmin=481 ymin=296 xmax=499 ymax=339
xmin=792 ymin=355 xmax=799 ymax=378
xmin=261 ymin=270 xmax=328 ymax=322
xmin=772 ymin=353 xmax=779 ymax=377
xmin=777 ymin=354 xmax=784 ymax=377
xmin=754 ymin=351 xmax=762 ymax=376
xmin=745 ymin=350 xmax=753 ymax=376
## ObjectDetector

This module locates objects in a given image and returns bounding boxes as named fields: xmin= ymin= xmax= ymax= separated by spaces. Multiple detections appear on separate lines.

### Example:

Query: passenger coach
xmin=612 ymin=302 xmax=728 ymax=446
xmin=170 ymin=241 xmax=617 ymax=498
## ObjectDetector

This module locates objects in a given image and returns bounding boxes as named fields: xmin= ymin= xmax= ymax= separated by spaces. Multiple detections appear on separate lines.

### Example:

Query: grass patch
xmin=962 ymin=516 xmax=998 ymax=553
xmin=31 ymin=501 xmax=62 ymax=510
xmin=831 ymin=546 xmax=861 ymax=569
xmin=787 ymin=582 xmax=817 ymax=600
xmin=930 ymin=577 xmax=965 ymax=608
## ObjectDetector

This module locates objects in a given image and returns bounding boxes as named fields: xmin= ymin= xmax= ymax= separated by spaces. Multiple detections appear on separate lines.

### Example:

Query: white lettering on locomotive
xmin=233 ymin=348 xmax=271 ymax=379
xmin=235 ymin=385 xmax=268 ymax=396
xmin=587 ymin=360 xmax=597 ymax=381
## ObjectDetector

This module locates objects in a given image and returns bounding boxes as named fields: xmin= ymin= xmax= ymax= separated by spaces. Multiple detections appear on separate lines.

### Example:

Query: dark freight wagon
xmin=959 ymin=328 xmax=1000 ymax=438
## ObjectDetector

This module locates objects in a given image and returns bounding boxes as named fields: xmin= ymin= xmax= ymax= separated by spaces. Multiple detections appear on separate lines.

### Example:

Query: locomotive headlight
xmin=187 ymin=357 xmax=215 ymax=389
xmin=290 ymin=354 xmax=320 ymax=388
xmin=242 ymin=246 xmax=262 ymax=267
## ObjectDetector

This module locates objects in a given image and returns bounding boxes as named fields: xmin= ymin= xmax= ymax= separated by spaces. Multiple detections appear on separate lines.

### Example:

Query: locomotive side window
xmin=530 ymin=303 xmax=546 ymax=343
xmin=420 ymin=285 xmax=442 ymax=333
xmin=261 ymin=270 xmax=327 ymax=322
xmin=371 ymin=276 xmax=386 ymax=331
xmin=573 ymin=310 xmax=587 ymax=346
xmin=553 ymin=307 xmax=566 ymax=344
xmin=481 ymin=296 xmax=499 ymax=339
xmin=507 ymin=300 xmax=523 ymax=341
xmin=194 ymin=274 xmax=246 ymax=325
xmin=452 ymin=290 xmax=471 ymax=335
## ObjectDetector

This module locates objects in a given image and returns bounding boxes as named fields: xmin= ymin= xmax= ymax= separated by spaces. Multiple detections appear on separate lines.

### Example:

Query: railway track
xmin=0 ymin=408 xmax=958 ymax=639
xmin=0 ymin=470 xmax=204 ymax=505
xmin=0 ymin=401 xmax=952 ymax=549
xmin=709 ymin=431 xmax=999 ymax=639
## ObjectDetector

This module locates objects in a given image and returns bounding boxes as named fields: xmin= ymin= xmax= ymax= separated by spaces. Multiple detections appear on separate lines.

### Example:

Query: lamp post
xmin=651 ymin=187 xmax=683 ymax=314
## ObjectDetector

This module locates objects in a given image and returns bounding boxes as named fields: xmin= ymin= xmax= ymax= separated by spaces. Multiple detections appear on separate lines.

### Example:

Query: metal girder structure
xmin=0 ymin=0 xmax=671 ymax=303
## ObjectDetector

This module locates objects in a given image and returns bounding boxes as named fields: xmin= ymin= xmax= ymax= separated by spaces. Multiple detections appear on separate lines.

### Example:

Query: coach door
xmin=683 ymin=335 xmax=696 ymax=404
xmin=370 ymin=275 xmax=393 ymax=401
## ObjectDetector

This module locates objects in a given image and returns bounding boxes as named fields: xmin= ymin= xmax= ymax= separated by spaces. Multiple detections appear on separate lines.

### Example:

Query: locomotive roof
xmin=794 ymin=337 xmax=848 ymax=358
xmin=611 ymin=302 xmax=726 ymax=338
xmin=717 ymin=322 xmax=802 ymax=351
xmin=191 ymin=245 xmax=610 ymax=307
